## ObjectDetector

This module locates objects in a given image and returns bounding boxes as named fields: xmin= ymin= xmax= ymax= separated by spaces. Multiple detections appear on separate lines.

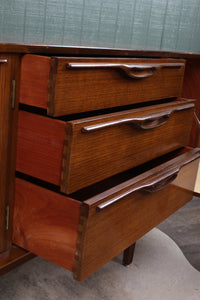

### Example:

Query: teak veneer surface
xmin=20 ymin=55 xmax=185 ymax=116
xmin=20 ymin=55 xmax=50 ymax=109
xmin=12 ymin=148 xmax=200 ymax=281
xmin=1 ymin=43 xmax=200 ymax=59
xmin=16 ymin=111 xmax=66 ymax=186
xmin=74 ymin=148 xmax=200 ymax=280
xmin=13 ymin=178 xmax=81 ymax=271
xmin=0 ymin=42 xmax=199 ymax=278
xmin=16 ymin=99 xmax=194 ymax=193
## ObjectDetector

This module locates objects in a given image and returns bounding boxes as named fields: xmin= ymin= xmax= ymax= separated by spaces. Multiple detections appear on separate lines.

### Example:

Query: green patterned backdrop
xmin=0 ymin=0 xmax=200 ymax=52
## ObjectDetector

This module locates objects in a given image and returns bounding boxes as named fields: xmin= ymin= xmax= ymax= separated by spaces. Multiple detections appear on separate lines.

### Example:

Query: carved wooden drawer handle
xmin=143 ymin=172 xmax=178 ymax=193
xmin=66 ymin=62 xmax=184 ymax=79
xmin=0 ymin=58 xmax=7 ymax=64
xmin=96 ymin=151 xmax=199 ymax=211
xmin=96 ymin=168 xmax=181 ymax=211
xmin=82 ymin=103 xmax=194 ymax=133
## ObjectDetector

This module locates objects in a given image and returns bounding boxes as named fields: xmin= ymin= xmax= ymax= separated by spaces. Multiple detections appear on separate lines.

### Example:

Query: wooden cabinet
xmin=0 ymin=44 xmax=199 ymax=280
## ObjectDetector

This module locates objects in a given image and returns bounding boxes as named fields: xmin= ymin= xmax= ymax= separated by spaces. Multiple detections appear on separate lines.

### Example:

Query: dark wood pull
xmin=97 ymin=168 xmax=179 ymax=211
xmin=0 ymin=58 xmax=7 ymax=64
xmin=82 ymin=103 xmax=194 ymax=133
xmin=143 ymin=173 xmax=178 ymax=193
xmin=66 ymin=62 xmax=184 ymax=79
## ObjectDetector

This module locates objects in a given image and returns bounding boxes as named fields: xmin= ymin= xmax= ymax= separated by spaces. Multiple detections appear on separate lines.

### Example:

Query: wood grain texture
xmin=51 ymin=57 xmax=185 ymax=116
xmin=13 ymin=148 xmax=200 ymax=280
xmin=182 ymin=58 xmax=200 ymax=147
xmin=20 ymin=54 xmax=50 ymax=108
xmin=1 ymin=43 xmax=200 ymax=58
xmin=16 ymin=111 xmax=66 ymax=186
xmin=20 ymin=56 xmax=185 ymax=116
xmin=74 ymin=148 xmax=200 ymax=280
xmin=13 ymin=178 xmax=81 ymax=272
xmin=16 ymin=99 xmax=195 ymax=193
xmin=0 ymin=245 xmax=35 ymax=276
xmin=62 ymin=99 xmax=194 ymax=193
xmin=0 ymin=54 xmax=20 ymax=252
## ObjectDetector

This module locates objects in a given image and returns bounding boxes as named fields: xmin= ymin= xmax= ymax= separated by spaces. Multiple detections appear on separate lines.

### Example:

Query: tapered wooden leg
xmin=122 ymin=243 xmax=136 ymax=266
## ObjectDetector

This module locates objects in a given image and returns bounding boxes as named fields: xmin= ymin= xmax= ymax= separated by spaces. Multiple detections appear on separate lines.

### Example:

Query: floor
xmin=0 ymin=228 xmax=200 ymax=300
xmin=158 ymin=196 xmax=200 ymax=271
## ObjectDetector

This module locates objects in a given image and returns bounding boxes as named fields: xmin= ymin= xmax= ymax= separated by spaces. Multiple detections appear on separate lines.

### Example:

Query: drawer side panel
xmin=20 ymin=54 xmax=51 ymax=109
xmin=13 ymin=178 xmax=81 ymax=272
xmin=16 ymin=111 xmax=66 ymax=186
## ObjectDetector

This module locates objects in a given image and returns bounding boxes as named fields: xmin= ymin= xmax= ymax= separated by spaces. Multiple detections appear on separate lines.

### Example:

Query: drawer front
xmin=16 ymin=99 xmax=195 ymax=194
xmin=20 ymin=55 xmax=185 ymax=116
xmin=13 ymin=148 xmax=200 ymax=281
xmin=62 ymin=99 xmax=194 ymax=193
xmin=74 ymin=148 xmax=200 ymax=280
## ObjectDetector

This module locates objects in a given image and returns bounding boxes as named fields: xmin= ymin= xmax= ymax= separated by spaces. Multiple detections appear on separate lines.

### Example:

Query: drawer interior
xmin=13 ymin=147 xmax=200 ymax=280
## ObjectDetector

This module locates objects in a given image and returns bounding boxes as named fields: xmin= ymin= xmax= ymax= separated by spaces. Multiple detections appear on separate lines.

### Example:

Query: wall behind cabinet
xmin=0 ymin=0 xmax=200 ymax=52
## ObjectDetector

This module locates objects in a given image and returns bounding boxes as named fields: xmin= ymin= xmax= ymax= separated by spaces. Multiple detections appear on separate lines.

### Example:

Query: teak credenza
xmin=0 ymin=43 xmax=200 ymax=280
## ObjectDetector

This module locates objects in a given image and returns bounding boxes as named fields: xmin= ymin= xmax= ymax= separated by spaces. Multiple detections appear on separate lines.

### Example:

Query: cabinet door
xmin=0 ymin=55 xmax=20 ymax=252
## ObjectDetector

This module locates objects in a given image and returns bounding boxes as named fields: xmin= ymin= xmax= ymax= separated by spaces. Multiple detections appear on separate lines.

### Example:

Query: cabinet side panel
xmin=182 ymin=58 xmax=200 ymax=147
xmin=0 ymin=54 xmax=20 ymax=251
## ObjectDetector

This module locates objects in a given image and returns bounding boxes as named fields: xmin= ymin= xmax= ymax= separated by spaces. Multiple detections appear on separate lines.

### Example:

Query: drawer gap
xmin=69 ymin=147 xmax=187 ymax=201
xmin=19 ymin=97 xmax=177 ymax=121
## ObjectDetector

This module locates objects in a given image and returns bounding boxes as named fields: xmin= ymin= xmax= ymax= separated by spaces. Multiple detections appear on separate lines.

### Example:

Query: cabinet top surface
xmin=0 ymin=43 xmax=200 ymax=59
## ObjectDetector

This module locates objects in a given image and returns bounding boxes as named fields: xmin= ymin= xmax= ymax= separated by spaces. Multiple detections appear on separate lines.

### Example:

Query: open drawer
xmin=16 ymin=99 xmax=195 ymax=194
xmin=13 ymin=147 xmax=200 ymax=281
xmin=19 ymin=55 xmax=185 ymax=116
